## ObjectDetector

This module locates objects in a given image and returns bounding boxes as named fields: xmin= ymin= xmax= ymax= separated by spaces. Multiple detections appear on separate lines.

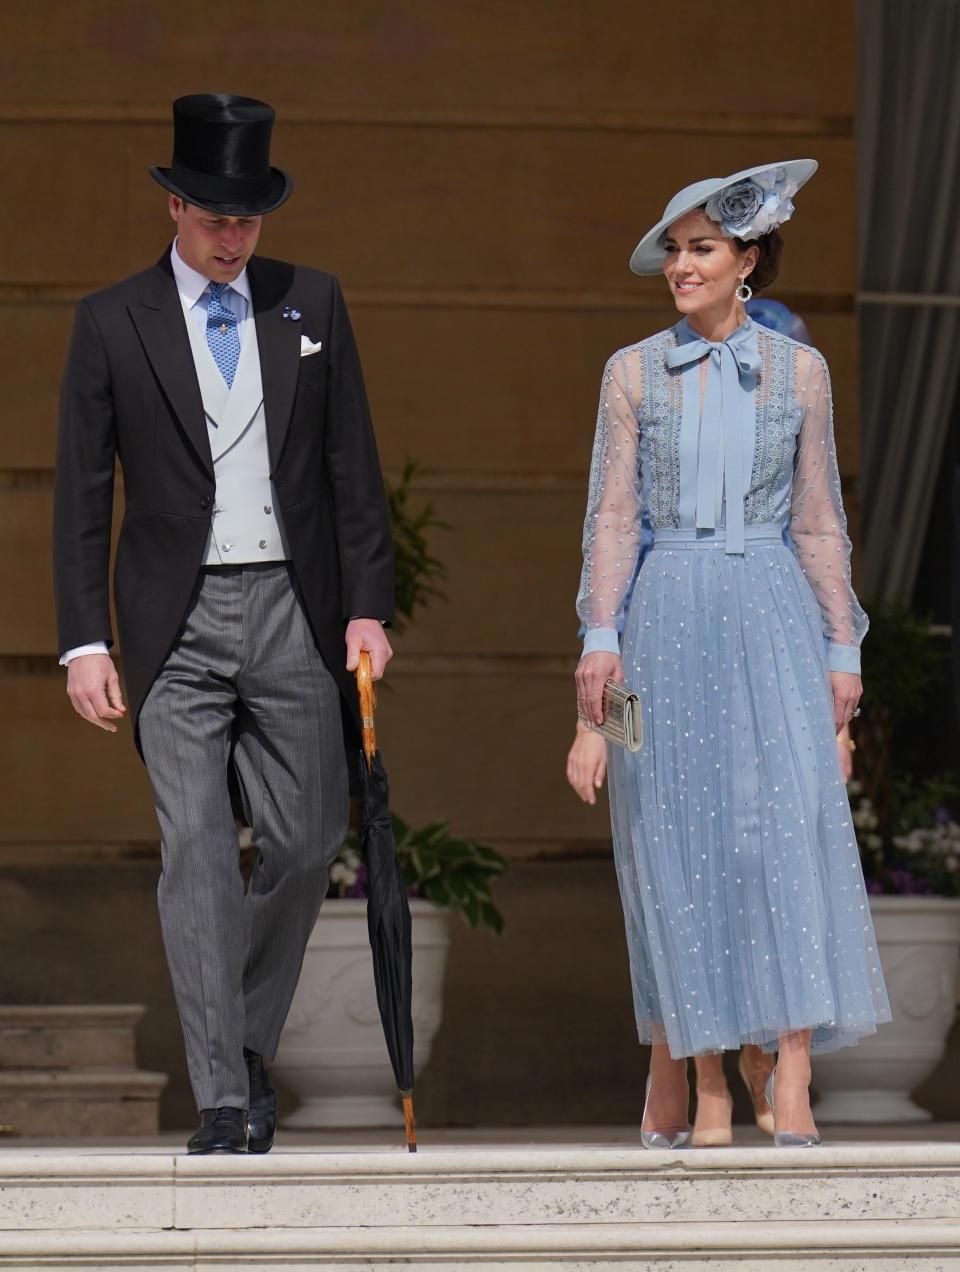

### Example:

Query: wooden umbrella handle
xmin=356 ymin=650 xmax=377 ymax=768
xmin=402 ymin=1092 xmax=417 ymax=1153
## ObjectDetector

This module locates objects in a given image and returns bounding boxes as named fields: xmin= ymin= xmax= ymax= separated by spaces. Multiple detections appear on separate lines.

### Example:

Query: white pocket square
xmin=300 ymin=336 xmax=323 ymax=357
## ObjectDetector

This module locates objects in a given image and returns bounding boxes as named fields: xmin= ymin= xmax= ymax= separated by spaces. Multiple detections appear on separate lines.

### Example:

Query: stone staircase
xmin=1 ymin=1140 xmax=960 ymax=1269
xmin=0 ymin=1006 xmax=167 ymax=1136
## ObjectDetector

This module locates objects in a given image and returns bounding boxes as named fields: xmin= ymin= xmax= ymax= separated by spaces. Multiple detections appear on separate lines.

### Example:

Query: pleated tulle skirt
xmin=608 ymin=524 xmax=891 ymax=1058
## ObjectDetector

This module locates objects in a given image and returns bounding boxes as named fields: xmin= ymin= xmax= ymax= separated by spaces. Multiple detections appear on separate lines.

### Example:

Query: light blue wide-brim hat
xmin=629 ymin=159 xmax=818 ymax=275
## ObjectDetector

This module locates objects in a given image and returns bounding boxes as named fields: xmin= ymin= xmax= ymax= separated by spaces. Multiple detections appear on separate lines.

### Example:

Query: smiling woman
xmin=574 ymin=160 xmax=890 ymax=1152
xmin=661 ymin=209 xmax=759 ymax=336
xmin=662 ymin=213 xmax=785 ymax=328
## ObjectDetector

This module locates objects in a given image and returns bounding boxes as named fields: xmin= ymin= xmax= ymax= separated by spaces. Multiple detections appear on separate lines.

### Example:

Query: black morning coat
xmin=53 ymin=248 xmax=395 ymax=762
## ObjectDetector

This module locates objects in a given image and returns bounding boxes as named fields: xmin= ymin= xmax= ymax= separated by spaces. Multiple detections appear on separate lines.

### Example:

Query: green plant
xmin=852 ymin=778 xmax=960 ymax=898
xmin=889 ymin=772 xmax=960 ymax=838
xmin=856 ymin=600 xmax=949 ymax=834
xmin=395 ymin=817 xmax=507 ymax=933
xmin=333 ymin=815 xmax=507 ymax=935
xmin=386 ymin=459 xmax=449 ymax=632
xmin=859 ymin=601 xmax=947 ymax=720
xmin=849 ymin=600 xmax=957 ymax=896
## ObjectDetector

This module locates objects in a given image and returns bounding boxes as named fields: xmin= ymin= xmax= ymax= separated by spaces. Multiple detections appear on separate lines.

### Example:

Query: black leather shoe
xmin=187 ymin=1107 xmax=248 ymax=1154
xmin=244 ymin=1048 xmax=277 ymax=1154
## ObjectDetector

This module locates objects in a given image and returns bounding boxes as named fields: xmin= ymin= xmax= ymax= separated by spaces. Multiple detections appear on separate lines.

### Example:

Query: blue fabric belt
xmin=652 ymin=522 xmax=784 ymax=550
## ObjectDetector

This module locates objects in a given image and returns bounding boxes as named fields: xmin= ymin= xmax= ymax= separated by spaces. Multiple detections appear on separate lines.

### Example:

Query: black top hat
xmin=150 ymin=93 xmax=293 ymax=216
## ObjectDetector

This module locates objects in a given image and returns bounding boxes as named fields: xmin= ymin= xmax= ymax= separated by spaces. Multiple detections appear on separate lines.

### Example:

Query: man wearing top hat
xmin=53 ymin=94 xmax=394 ymax=1154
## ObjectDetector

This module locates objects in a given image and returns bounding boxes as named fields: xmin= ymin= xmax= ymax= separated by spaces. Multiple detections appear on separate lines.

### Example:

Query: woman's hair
xmin=733 ymin=229 xmax=783 ymax=293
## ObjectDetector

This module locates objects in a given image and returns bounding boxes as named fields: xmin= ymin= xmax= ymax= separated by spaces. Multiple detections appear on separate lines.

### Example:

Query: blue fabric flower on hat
xmin=705 ymin=167 xmax=798 ymax=241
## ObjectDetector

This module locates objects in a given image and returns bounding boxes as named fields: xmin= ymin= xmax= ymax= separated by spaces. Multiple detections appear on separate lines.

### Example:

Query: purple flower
xmin=885 ymin=868 xmax=935 ymax=896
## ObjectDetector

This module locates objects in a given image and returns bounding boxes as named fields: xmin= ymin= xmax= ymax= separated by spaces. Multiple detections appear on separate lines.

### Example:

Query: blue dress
xmin=577 ymin=317 xmax=891 ymax=1057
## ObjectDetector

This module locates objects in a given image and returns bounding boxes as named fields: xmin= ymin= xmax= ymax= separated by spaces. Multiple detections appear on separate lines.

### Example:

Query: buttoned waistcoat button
xmin=200 ymin=495 xmax=212 ymax=509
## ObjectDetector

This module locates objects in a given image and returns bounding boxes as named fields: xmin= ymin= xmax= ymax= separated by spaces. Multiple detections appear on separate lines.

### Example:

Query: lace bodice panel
xmin=576 ymin=325 xmax=867 ymax=665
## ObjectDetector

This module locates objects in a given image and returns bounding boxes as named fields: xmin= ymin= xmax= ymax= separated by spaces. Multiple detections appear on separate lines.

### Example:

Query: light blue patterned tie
xmin=206 ymin=283 xmax=240 ymax=388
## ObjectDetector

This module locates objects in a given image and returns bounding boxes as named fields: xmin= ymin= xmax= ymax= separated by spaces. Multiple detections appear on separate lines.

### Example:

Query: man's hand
xmin=575 ymin=650 xmax=623 ymax=729
xmin=66 ymin=653 xmax=126 ymax=733
xmin=345 ymin=619 xmax=393 ymax=681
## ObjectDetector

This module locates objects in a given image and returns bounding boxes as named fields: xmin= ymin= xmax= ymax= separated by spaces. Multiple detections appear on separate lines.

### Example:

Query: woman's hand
xmin=830 ymin=671 xmax=862 ymax=733
xmin=836 ymin=724 xmax=855 ymax=782
xmin=566 ymin=721 xmax=608 ymax=804
xmin=575 ymin=650 xmax=623 ymax=728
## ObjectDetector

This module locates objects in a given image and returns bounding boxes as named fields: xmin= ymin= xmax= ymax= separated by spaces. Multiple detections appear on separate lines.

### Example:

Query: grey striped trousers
xmin=139 ymin=563 xmax=348 ymax=1110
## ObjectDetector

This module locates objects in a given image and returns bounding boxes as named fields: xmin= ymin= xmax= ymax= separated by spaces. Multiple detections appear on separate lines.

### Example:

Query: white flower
xmin=852 ymin=799 xmax=879 ymax=832
xmin=330 ymin=861 xmax=359 ymax=887
xmin=894 ymin=829 xmax=930 ymax=853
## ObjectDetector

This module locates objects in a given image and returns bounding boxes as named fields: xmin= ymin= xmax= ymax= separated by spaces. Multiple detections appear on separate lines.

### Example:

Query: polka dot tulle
xmin=578 ymin=321 xmax=890 ymax=1057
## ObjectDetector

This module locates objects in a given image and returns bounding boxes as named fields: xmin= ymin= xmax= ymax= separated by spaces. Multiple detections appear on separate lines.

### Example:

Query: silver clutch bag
xmin=577 ymin=679 xmax=643 ymax=752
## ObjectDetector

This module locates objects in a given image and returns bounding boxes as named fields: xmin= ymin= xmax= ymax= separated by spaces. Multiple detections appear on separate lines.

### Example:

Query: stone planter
xmin=812 ymin=895 xmax=960 ymax=1122
xmin=272 ymin=898 xmax=451 ymax=1128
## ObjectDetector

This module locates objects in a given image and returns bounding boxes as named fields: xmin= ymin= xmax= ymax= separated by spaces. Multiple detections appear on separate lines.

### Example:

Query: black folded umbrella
xmin=355 ymin=652 xmax=417 ymax=1151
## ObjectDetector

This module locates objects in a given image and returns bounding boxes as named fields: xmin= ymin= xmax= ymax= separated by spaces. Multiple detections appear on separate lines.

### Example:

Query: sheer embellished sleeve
xmin=576 ymin=350 xmax=644 ymax=654
xmin=788 ymin=347 xmax=867 ymax=673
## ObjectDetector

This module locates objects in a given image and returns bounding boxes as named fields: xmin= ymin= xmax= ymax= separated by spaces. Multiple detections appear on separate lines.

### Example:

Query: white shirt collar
xmin=170 ymin=237 xmax=252 ymax=309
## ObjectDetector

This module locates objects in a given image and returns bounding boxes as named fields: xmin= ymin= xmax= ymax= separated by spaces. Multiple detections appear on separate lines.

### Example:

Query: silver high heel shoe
xmin=641 ymin=1075 xmax=691 ymax=1150
xmin=765 ymin=1069 xmax=822 ymax=1148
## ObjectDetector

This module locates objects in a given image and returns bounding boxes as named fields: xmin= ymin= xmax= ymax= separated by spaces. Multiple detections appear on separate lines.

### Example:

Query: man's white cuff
xmin=60 ymin=642 xmax=109 ymax=667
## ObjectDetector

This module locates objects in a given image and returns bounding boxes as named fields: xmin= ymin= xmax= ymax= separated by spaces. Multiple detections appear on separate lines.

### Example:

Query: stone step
xmin=0 ymin=1005 xmax=145 ymax=1070
xmin=0 ymin=1069 xmax=168 ymax=1137
xmin=1 ymin=1143 xmax=959 ymax=1268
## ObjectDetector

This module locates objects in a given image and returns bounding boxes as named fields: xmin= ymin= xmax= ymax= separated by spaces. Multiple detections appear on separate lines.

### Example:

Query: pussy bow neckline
xmin=665 ymin=317 xmax=761 ymax=554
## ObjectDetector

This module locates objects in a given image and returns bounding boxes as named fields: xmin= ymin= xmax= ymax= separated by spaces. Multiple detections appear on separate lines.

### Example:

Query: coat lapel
xmin=248 ymin=256 xmax=299 ymax=471
xmin=128 ymin=253 xmax=213 ymax=477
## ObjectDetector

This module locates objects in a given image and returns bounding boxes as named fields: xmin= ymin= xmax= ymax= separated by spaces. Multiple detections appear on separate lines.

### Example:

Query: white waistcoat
xmin=184 ymin=310 xmax=291 ymax=565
